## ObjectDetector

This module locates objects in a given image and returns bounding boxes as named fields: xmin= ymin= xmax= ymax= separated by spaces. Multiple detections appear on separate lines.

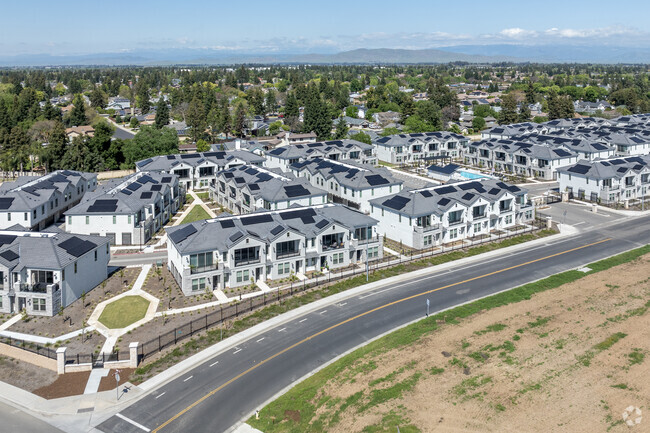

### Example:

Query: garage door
xmin=122 ymin=233 xmax=132 ymax=245
xmin=106 ymin=233 xmax=116 ymax=245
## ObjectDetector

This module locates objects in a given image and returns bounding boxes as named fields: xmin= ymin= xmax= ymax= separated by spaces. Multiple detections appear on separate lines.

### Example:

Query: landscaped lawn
xmin=180 ymin=205 xmax=211 ymax=225
xmin=98 ymin=296 xmax=150 ymax=329
xmin=196 ymin=191 xmax=210 ymax=202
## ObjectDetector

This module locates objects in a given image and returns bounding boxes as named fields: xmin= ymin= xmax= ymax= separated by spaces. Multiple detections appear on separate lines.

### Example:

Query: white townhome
xmin=289 ymin=158 xmax=403 ymax=213
xmin=65 ymin=172 xmax=181 ymax=245
xmin=135 ymin=150 xmax=265 ymax=191
xmin=0 ymin=230 xmax=109 ymax=316
xmin=373 ymin=132 xmax=469 ymax=164
xmin=557 ymin=156 xmax=650 ymax=204
xmin=210 ymin=165 xmax=327 ymax=214
xmin=264 ymin=139 xmax=376 ymax=171
xmin=0 ymin=170 xmax=97 ymax=231
xmin=368 ymin=179 xmax=533 ymax=249
xmin=165 ymin=204 xmax=382 ymax=295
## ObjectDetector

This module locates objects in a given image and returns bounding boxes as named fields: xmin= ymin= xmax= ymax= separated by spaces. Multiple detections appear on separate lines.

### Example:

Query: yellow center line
xmin=151 ymin=237 xmax=611 ymax=432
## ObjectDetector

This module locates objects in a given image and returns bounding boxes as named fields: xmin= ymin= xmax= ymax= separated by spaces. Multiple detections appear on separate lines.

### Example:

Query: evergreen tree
xmin=46 ymin=122 xmax=68 ymax=170
xmin=333 ymin=117 xmax=348 ymax=139
xmin=233 ymin=103 xmax=247 ymax=137
xmin=498 ymin=93 xmax=519 ymax=125
xmin=89 ymin=86 xmax=107 ymax=109
xmin=186 ymin=97 xmax=206 ymax=142
xmin=525 ymin=81 xmax=536 ymax=104
xmin=518 ymin=104 xmax=531 ymax=122
xmin=303 ymin=86 xmax=332 ymax=140
xmin=265 ymin=89 xmax=277 ymax=113
xmin=68 ymin=94 xmax=88 ymax=126
xmin=218 ymin=99 xmax=232 ymax=138
xmin=137 ymin=83 xmax=151 ymax=113
xmin=155 ymin=96 xmax=170 ymax=128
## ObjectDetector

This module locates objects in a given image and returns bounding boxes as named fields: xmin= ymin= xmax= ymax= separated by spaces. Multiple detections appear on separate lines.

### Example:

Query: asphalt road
xmin=96 ymin=214 xmax=650 ymax=433
xmin=109 ymin=251 xmax=168 ymax=267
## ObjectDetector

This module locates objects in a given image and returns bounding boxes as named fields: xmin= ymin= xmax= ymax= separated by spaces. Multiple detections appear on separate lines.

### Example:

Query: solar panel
xmin=161 ymin=176 xmax=172 ymax=183
xmin=220 ymin=219 xmax=235 ymax=228
xmin=256 ymin=173 xmax=272 ymax=182
xmin=315 ymin=219 xmax=329 ymax=229
xmin=140 ymin=192 xmax=153 ymax=199
xmin=0 ymin=197 xmax=14 ymax=210
xmin=488 ymin=188 xmax=501 ymax=195
xmin=382 ymin=196 xmax=410 ymax=211
xmin=0 ymin=250 xmax=19 ymax=261
xmin=168 ymin=225 xmax=198 ymax=244
xmin=166 ymin=155 xmax=176 ymax=160
xmin=280 ymin=208 xmax=317 ymax=223
xmin=434 ymin=186 xmax=456 ymax=195
xmin=553 ymin=149 xmax=572 ymax=157
xmin=87 ymin=199 xmax=118 ymax=213
xmin=180 ymin=153 xmax=200 ymax=159
xmin=150 ymin=184 xmax=163 ymax=191
xmin=420 ymin=190 xmax=433 ymax=198
xmin=126 ymin=182 xmax=142 ymax=192
xmin=438 ymin=198 xmax=451 ymax=206
xmin=234 ymin=177 xmax=246 ymax=184
xmin=462 ymin=193 xmax=475 ymax=201
xmin=270 ymin=225 xmax=284 ymax=236
xmin=366 ymin=175 xmax=389 ymax=186
xmin=567 ymin=164 xmax=590 ymax=175
xmin=249 ymin=184 xmax=260 ymax=191
xmin=244 ymin=168 xmax=259 ymax=175
xmin=241 ymin=214 xmax=274 ymax=225
xmin=137 ymin=175 xmax=155 ymax=184
xmin=284 ymin=185 xmax=311 ymax=198
xmin=617 ymin=167 xmax=628 ymax=173
xmin=58 ymin=237 xmax=96 ymax=258
xmin=0 ymin=235 xmax=16 ymax=246
xmin=229 ymin=231 xmax=244 ymax=242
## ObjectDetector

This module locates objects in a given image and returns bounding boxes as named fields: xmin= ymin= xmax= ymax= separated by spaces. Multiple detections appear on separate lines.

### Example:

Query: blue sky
xmin=2 ymin=0 xmax=649 ymax=55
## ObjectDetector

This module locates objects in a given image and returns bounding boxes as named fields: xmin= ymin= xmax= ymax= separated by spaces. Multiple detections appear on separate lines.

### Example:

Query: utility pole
xmin=115 ymin=369 xmax=121 ymax=401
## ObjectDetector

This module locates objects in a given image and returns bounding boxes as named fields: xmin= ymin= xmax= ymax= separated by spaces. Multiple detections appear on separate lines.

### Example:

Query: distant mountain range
xmin=1 ymin=45 xmax=649 ymax=66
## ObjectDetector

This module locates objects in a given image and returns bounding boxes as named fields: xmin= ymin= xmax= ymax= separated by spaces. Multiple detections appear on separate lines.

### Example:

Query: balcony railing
xmin=414 ymin=224 xmax=441 ymax=234
xmin=189 ymin=263 xmax=221 ymax=275
xmin=234 ymin=258 xmax=261 ymax=267
xmin=321 ymin=242 xmax=345 ymax=251
xmin=276 ymin=250 xmax=300 ymax=259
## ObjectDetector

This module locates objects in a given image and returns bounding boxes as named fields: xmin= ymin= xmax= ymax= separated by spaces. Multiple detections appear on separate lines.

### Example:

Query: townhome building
xmin=481 ymin=122 xmax=548 ymax=140
xmin=0 ymin=230 xmax=109 ymax=316
xmin=135 ymin=150 xmax=265 ymax=190
xmin=520 ymin=134 xmax=615 ymax=160
xmin=557 ymin=156 xmax=650 ymax=204
xmin=264 ymin=139 xmax=376 ymax=171
xmin=210 ymin=165 xmax=327 ymax=214
xmin=165 ymin=204 xmax=382 ymax=295
xmin=289 ymin=158 xmax=402 ymax=212
xmin=0 ymin=170 xmax=97 ymax=231
xmin=374 ymin=132 xmax=468 ymax=164
xmin=465 ymin=139 xmax=578 ymax=180
xmin=65 ymin=172 xmax=181 ymax=245
xmin=368 ymin=179 xmax=533 ymax=249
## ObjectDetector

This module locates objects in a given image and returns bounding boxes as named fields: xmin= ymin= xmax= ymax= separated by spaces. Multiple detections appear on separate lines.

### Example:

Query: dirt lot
xmin=141 ymin=263 xmax=214 ymax=310
xmin=0 ymin=355 xmax=57 ymax=392
xmin=275 ymin=254 xmax=650 ymax=433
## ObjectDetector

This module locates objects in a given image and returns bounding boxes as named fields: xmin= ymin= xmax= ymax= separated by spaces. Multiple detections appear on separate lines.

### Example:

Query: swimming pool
xmin=458 ymin=170 xmax=487 ymax=180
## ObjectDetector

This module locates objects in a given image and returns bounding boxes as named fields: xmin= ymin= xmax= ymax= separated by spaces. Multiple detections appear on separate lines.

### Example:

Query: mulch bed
xmin=33 ymin=371 xmax=90 ymax=399
xmin=98 ymin=368 xmax=135 ymax=391
xmin=141 ymin=263 xmax=215 ymax=310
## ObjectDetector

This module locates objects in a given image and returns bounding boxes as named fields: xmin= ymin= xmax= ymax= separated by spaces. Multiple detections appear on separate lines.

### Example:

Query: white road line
xmin=233 ymin=347 xmax=242 ymax=354
xmin=183 ymin=375 xmax=193 ymax=382
xmin=278 ymin=327 xmax=287 ymax=332
xmin=319 ymin=310 xmax=327 ymax=314
xmin=299 ymin=318 xmax=308 ymax=323
xmin=257 ymin=337 xmax=265 ymax=342
xmin=209 ymin=361 xmax=219 ymax=367
xmin=338 ymin=302 xmax=347 ymax=307
xmin=154 ymin=392 xmax=166 ymax=399
xmin=574 ymin=221 xmax=586 ymax=226
xmin=115 ymin=413 xmax=151 ymax=432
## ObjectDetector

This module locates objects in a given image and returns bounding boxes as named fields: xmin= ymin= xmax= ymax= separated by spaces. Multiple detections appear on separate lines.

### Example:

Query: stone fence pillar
xmin=56 ymin=347 xmax=66 ymax=375
xmin=129 ymin=342 xmax=139 ymax=368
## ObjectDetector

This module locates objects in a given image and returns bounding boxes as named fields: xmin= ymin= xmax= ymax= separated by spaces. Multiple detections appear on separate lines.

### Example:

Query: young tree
xmin=196 ymin=139 xmax=210 ymax=152
xmin=472 ymin=116 xmax=486 ymax=130
xmin=155 ymin=96 xmax=169 ymax=128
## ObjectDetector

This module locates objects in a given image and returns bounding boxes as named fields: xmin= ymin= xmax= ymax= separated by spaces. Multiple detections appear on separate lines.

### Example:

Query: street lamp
xmin=365 ymin=224 xmax=370 ymax=282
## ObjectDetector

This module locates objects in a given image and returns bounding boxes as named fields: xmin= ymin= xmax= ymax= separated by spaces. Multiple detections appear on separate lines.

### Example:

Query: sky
xmin=2 ymin=0 xmax=650 ymax=56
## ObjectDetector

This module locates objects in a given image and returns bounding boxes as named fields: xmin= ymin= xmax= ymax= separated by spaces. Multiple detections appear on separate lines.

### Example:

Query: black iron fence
xmin=0 ymin=336 xmax=57 ymax=360
xmin=67 ymin=351 xmax=128 ymax=366
xmin=139 ymin=218 xmax=547 ymax=361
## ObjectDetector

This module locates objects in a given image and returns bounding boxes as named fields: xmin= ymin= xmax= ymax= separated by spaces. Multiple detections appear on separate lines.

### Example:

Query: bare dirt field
xmin=257 ymin=253 xmax=650 ymax=433
xmin=0 ymin=355 xmax=57 ymax=392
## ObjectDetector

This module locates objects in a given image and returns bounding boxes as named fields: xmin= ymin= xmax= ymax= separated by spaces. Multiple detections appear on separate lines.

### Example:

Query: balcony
xmin=448 ymin=219 xmax=465 ymax=226
xmin=414 ymin=224 xmax=441 ymax=234
xmin=276 ymin=250 xmax=300 ymax=260
xmin=13 ymin=282 xmax=56 ymax=293
xmin=189 ymin=263 xmax=221 ymax=275
xmin=321 ymin=242 xmax=345 ymax=251
xmin=234 ymin=258 xmax=261 ymax=267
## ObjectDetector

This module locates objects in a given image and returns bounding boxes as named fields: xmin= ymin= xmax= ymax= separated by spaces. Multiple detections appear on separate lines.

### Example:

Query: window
xmin=236 ymin=269 xmax=250 ymax=283
xmin=277 ymin=262 xmax=290 ymax=275
xmin=234 ymin=247 xmax=260 ymax=266
xmin=473 ymin=223 xmax=481 ymax=233
xmin=332 ymin=252 xmax=344 ymax=264
xmin=34 ymin=298 xmax=46 ymax=311
xmin=68 ymin=216 xmax=72 ymax=225
xmin=128 ymin=215 xmax=131 ymax=224
xmin=8 ymin=213 xmax=11 ymax=222
xmin=525 ymin=210 xmax=533 ymax=219
xmin=62 ymin=270 xmax=65 ymax=281
xmin=74 ymin=262 xmax=77 ymax=274
xmin=448 ymin=210 xmax=463 ymax=224
xmin=0 ymin=296 xmax=2 ymax=308
xmin=276 ymin=240 xmax=299 ymax=258
xmin=423 ymin=235 xmax=433 ymax=247
xmin=190 ymin=252 xmax=214 ymax=273
xmin=191 ymin=277 xmax=206 ymax=291
xmin=113 ymin=215 xmax=117 ymax=224
xmin=505 ymin=215 xmax=513 ymax=224
xmin=94 ymin=250 xmax=98 ymax=261
xmin=449 ymin=228 xmax=458 ymax=240
xmin=86 ymin=216 xmax=90 ymax=225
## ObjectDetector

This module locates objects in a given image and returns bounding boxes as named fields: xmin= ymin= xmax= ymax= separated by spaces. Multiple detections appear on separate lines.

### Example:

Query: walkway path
xmin=171 ymin=190 xmax=216 ymax=226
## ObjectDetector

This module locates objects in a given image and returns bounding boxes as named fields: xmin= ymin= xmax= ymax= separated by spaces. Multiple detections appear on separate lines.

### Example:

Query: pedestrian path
xmin=0 ymin=326 xmax=94 ymax=345
xmin=83 ymin=369 xmax=109 ymax=395
xmin=383 ymin=245 xmax=409 ymax=260
xmin=0 ymin=314 xmax=22 ymax=331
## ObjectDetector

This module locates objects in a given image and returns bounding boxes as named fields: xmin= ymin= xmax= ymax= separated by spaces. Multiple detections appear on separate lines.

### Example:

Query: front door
xmin=255 ymin=267 xmax=261 ymax=281
xmin=212 ymin=275 xmax=220 ymax=289
xmin=295 ymin=260 xmax=301 ymax=272
xmin=17 ymin=297 xmax=26 ymax=312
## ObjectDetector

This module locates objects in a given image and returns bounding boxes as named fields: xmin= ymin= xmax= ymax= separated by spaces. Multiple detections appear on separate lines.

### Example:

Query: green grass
xmin=179 ymin=205 xmax=211 ymax=225
xmin=196 ymin=192 xmax=210 ymax=201
xmin=248 ymin=245 xmax=650 ymax=432
xmin=577 ymin=332 xmax=627 ymax=367
xmin=628 ymin=348 xmax=645 ymax=366
xmin=474 ymin=323 xmax=507 ymax=335
xmin=98 ymin=296 xmax=150 ymax=329
xmin=185 ymin=194 xmax=194 ymax=204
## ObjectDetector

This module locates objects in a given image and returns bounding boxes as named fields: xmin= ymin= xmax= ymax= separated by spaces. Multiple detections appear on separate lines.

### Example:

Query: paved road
xmin=0 ymin=401 xmax=63 ymax=433
xmin=96 ymin=214 xmax=650 ymax=433
xmin=109 ymin=251 xmax=168 ymax=267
